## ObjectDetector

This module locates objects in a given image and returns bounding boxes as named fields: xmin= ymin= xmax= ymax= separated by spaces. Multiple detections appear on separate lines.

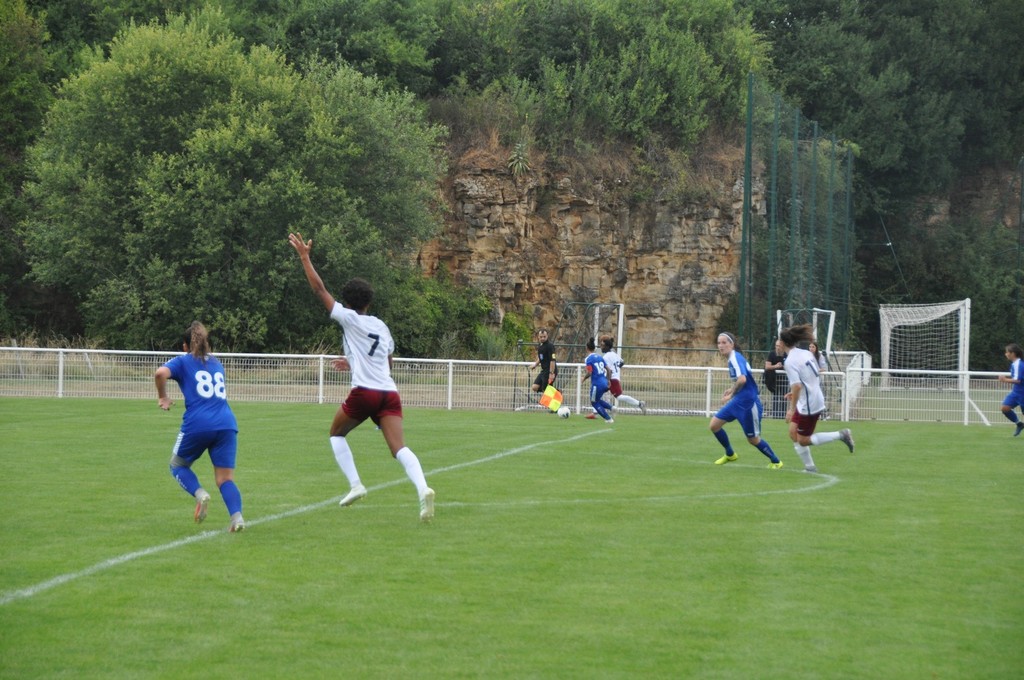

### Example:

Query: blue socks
xmin=592 ymin=400 xmax=612 ymax=421
xmin=170 ymin=465 xmax=201 ymax=496
xmin=756 ymin=439 xmax=781 ymax=464
xmin=714 ymin=429 xmax=733 ymax=454
xmin=170 ymin=465 xmax=243 ymax=516
xmin=218 ymin=480 xmax=243 ymax=516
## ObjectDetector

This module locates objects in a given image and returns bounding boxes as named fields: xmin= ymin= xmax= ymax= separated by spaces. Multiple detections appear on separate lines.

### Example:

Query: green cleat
xmin=768 ymin=461 xmax=784 ymax=469
xmin=715 ymin=454 xmax=739 ymax=465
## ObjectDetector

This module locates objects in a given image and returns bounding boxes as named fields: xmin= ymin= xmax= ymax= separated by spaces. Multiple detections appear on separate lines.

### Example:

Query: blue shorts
xmin=714 ymin=399 xmax=763 ymax=439
xmin=172 ymin=429 xmax=238 ymax=469
xmin=1003 ymin=392 xmax=1024 ymax=410
xmin=590 ymin=383 xmax=609 ymax=404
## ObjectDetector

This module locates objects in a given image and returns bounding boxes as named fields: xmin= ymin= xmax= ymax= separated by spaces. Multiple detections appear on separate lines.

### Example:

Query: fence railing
xmin=0 ymin=347 xmax=1008 ymax=425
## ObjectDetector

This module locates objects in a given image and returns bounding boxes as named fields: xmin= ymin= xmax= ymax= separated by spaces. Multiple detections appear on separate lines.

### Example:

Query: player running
xmin=590 ymin=335 xmax=645 ymax=416
xmin=779 ymin=324 xmax=855 ymax=472
xmin=583 ymin=337 xmax=614 ymax=424
xmin=710 ymin=332 xmax=783 ymax=469
xmin=998 ymin=342 xmax=1024 ymax=437
xmin=289 ymin=232 xmax=435 ymax=522
xmin=155 ymin=321 xmax=246 ymax=532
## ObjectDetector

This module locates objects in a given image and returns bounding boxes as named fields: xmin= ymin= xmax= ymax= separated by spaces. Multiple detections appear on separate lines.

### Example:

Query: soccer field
xmin=1 ymin=398 xmax=1021 ymax=679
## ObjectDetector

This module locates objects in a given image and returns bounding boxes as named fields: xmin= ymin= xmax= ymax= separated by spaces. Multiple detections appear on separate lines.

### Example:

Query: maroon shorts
xmin=342 ymin=387 xmax=403 ymax=425
xmin=792 ymin=411 xmax=822 ymax=437
xmin=609 ymin=379 xmax=623 ymax=397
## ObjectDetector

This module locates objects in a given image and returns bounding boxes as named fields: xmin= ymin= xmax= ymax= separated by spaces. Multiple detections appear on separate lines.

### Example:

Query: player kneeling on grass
xmin=779 ymin=324 xmax=855 ymax=472
xmin=289 ymin=232 xmax=435 ymax=522
xmin=998 ymin=342 xmax=1024 ymax=437
xmin=710 ymin=332 xmax=783 ymax=469
xmin=155 ymin=321 xmax=246 ymax=533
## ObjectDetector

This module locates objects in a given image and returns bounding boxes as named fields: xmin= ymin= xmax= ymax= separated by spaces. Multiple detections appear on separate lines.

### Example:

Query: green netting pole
xmin=825 ymin=134 xmax=836 ymax=312
xmin=766 ymin=94 xmax=781 ymax=345
xmin=842 ymin=148 xmax=854 ymax=342
xmin=1016 ymin=155 xmax=1023 ymax=337
xmin=806 ymin=121 xmax=819 ymax=310
xmin=789 ymin=109 xmax=800 ymax=309
xmin=740 ymin=73 xmax=754 ymax=343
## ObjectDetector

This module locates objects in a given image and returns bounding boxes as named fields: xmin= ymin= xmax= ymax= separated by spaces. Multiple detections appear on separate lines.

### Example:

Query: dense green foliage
xmin=0 ymin=1 xmax=52 ymax=334
xmin=3 ymin=0 xmax=1022 ymax=360
xmin=742 ymin=0 xmax=1024 ymax=366
xmin=431 ymin=0 xmax=763 ymax=150
xmin=20 ymin=10 xmax=450 ymax=352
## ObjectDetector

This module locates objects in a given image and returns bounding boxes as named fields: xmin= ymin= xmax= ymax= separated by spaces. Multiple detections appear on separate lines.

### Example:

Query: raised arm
xmin=288 ymin=232 xmax=335 ymax=312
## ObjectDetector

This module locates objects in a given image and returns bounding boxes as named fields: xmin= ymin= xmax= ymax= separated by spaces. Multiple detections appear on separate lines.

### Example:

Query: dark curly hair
xmin=341 ymin=278 xmax=374 ymax=311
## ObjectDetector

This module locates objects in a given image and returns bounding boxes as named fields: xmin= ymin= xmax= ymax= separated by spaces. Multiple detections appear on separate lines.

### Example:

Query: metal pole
xmin=740 ymin=72 xmax=754 ymax=343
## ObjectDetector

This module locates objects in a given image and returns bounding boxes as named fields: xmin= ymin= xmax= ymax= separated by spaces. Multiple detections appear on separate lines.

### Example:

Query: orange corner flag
xmin=539 ymin=385 xmax=563 ymax=411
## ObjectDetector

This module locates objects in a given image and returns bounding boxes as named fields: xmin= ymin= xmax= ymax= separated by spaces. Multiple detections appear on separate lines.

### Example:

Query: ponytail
xmin=779 ymin=324 xmax=815 ymax=349
xmin=184 ymin=321 xmax=212 ymax=360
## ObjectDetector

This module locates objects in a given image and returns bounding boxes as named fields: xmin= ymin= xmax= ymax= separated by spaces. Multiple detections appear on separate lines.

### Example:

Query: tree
xmin=0 ymin=0 xmax=53 ymax=335
xmin=283 ymin=0 xmax=439 ymax=94
xmin=20 ymin=9 xmax=449 ymax=352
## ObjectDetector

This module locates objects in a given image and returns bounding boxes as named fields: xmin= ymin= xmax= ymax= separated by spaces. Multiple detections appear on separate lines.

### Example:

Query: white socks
xmin=396 ymin=447 xmax=429 ymax=496
xmin=330 ymin=436 xmax=361 ymax=487
xmin=616 ymin=395 xmax=641 ymax=407
xmin=810 ymin=431 xmax=841 ymax=446
xmin=794 ymin=444 xmax=816 ymax=469
xmin=331 ymin=438 xmax=429 ymax=497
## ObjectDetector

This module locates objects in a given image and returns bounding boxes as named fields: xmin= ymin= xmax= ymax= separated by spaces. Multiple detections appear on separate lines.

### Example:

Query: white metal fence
xmin=0 ymin=347 xmax=1009 ymax=425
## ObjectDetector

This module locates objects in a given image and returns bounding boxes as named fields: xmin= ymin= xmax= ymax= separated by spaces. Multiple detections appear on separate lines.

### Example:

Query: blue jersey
xmin=1009 ymin=358 xmax=1024 ymax=398
xmin=162 ymin=353 xmax=238 ymax=434
xmin=726 ymin=350 xmax=760 ymax=407
xmin=585 ymin=352 xmax=609 ymax=389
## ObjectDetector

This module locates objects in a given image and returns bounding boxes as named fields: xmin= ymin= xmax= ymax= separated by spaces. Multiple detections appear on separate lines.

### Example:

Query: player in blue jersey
xmin=780 ymin=324 xmax=854 ymax=472
xmin=998 ymin=343 xmax=1024 ymax=437
xmin=583 ymin=337 xmax=614 ymax=423
xmin=155 ymin=321 xmax=245 ymax=532
xmin=290 ymin=232 xmax=435 ymax=522
xmin=710 ymin=332 xmax=783 ymax=469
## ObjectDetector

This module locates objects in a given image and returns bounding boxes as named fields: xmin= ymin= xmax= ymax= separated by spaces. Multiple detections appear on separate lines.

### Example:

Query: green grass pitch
xmin=1 ymin=397 xmax=1022 ymax=679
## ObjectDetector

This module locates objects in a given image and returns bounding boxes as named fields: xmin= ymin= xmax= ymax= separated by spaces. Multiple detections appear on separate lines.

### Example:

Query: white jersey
xmin=784 ymin=346 xmax=826 ymax=415
xmin=602 ymin=350 xmax=624 ymax=381
xmin=330 ymin=302 xmax=397 ymax=391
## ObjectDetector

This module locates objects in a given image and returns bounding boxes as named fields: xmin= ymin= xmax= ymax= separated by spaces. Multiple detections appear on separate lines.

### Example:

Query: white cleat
xmin=339 ymin=484 xmax=368 ymax=507
xmin=194 ymin=490 xmax=211 ymax=524
xmin=639 ymin=401 xmax=647 ymax=415
xmin=419 ymin=488 xmax=435 ymax=522
xmin=229 ymin=516 xmax=246 ymax=533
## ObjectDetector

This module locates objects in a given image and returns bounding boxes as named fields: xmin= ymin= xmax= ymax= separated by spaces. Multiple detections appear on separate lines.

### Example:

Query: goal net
xmin=879 ymin=299 xmax=970 ymax=390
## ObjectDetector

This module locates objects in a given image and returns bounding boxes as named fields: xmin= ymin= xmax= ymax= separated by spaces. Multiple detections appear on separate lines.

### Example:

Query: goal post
xmin=879 ymin=299 xmax=971 ymax=391
xmin=776 ymin=308 xmax=836 ymax=361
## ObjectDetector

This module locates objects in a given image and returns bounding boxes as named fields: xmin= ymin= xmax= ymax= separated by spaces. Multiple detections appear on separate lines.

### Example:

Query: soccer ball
xmin=557 ymin=406 xmax=571 ymax=419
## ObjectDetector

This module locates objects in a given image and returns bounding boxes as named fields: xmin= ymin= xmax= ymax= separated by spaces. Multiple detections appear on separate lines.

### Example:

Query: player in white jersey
xmin=289 ymin=232 xmax=434 ymax=521
xmin=596 ymin=336 xmax=646 ymax=415
xmin=780 ymin=324 xmax=854 ymax=472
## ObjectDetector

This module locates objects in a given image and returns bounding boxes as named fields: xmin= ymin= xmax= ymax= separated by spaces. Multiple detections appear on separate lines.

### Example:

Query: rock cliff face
xmin=416 ymin=153 xmax=757 ymax=349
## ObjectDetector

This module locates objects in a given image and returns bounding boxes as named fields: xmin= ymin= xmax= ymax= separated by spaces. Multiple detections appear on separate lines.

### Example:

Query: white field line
xmin=1 ymin=429 xmax=840 ymax=605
